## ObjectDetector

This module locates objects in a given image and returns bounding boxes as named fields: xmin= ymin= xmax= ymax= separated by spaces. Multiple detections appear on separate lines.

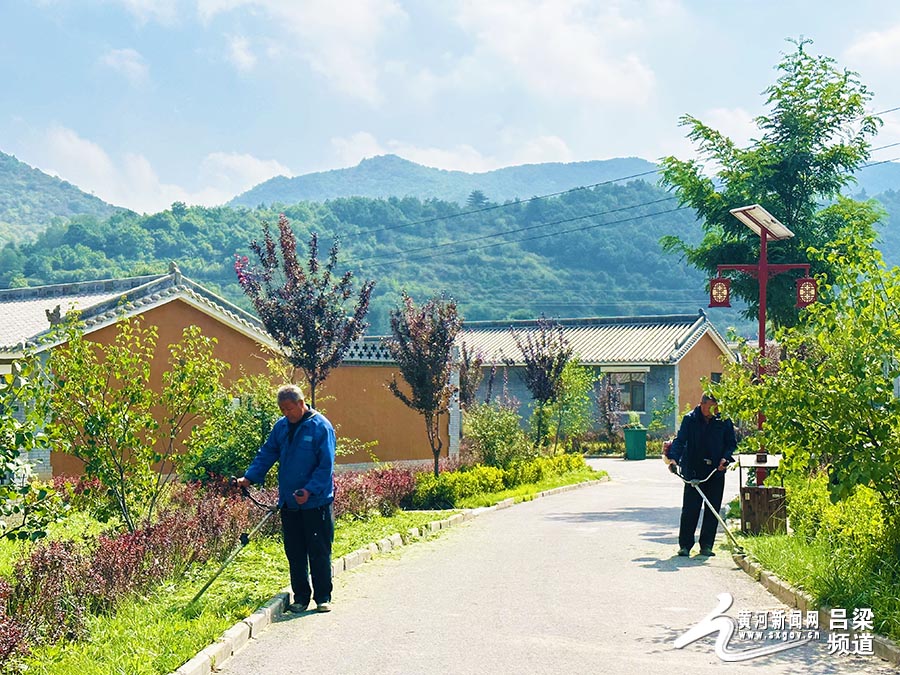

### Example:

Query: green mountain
xmin=2 ymin=182 xmax=735 ymax=335
xmin=5 ymin=152 xmax=900 ymax=339
xmin=229 ymin=154 xmax=660 ymax=207
xmin=0 ymin=151 xmax=125 ymax=242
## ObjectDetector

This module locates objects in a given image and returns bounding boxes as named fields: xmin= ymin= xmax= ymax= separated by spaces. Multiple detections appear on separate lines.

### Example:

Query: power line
xmin=360 ymin=205 xmax=690 ymax=269
xmin=349 ymin=168 xmax=661 ymax=238
xmin=350 ymin=195 xmax=677 ymax=264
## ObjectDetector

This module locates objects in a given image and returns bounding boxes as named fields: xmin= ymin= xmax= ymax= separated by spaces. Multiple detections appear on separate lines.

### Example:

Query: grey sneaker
xmin=287 ymin=601 xmax=309 ymax=613
xmin=677 ymin=547 xmax=690 ymax=557
xmin=316 ymin=601 xmax=332 ymax=613
xmin=698 ymin=548 xmax=716 ymax=557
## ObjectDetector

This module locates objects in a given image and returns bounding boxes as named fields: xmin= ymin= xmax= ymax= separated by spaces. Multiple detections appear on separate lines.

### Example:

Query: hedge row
xmin=411 ymin=453 xmax=588 ymax=509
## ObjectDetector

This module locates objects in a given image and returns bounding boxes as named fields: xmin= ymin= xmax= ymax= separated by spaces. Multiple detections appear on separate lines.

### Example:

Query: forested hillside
xmin=0 ymin=151 xmax=125 ymax=242
xmin=0 ymin=181 xmax=741 ymax=335
xmin=230 ymin=154 xmax=660 ymax=207
xmin=4 ymin=151 xmax=900 ymax=338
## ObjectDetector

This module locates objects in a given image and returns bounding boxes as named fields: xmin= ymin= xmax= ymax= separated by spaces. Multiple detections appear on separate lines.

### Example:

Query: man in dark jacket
xmin=666 ymin=394 xmax=736 ymax=557
xmin=237 ymin=384 xmax=336 ymax=613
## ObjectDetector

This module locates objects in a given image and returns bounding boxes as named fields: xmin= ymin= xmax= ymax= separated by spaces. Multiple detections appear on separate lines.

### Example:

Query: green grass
xmin=10 ymin=469 xmax=603 ymax=674
xmin=455 ymin=467 xmax=604 ymax=508
xmin=18 ymin=510 xmax=456 ymax=675
xmin=740 ymin=533 xmax=900 ymax=642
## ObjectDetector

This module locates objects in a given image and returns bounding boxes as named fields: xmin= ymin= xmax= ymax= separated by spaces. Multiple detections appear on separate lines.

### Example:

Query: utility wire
xmin=350 ymin=168 xmax=661 ymax=238
xmin=361 ymin=205 xmax=690 ymax=269
xmin=351 ymin=196 xmax=677 ymax=264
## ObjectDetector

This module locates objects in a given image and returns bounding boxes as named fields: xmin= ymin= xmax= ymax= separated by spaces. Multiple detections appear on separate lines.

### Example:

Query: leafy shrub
xmin=182 ymin=370 xmax=282 ymax=484
xmin=10 ymin=540 xmax=91 ymax=643
xmin=411 ymin=454 xmax=587 ymax=508
xmin=51 ymin=475 xmax=118 ymax=522
xmin=411 ymin=465 xmax=505 ymax=509
xmin=463 ymin=401 xmax=533 ymax=468
xmin=785 ymin=471 xmax=894 ymax=587
xmin=333 ymin=467 xmax=418 ymax=520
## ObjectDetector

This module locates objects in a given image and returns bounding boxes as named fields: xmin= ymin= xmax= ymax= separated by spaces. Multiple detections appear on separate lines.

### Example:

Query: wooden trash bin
xmin=737 ymin=453 xmax=787 ymax=534
xmin=740 ymin=485 xmax=787 ymax=534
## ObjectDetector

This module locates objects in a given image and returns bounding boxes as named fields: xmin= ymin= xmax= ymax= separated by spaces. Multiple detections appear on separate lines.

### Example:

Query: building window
xmin=610 ymin=373 xmax=646 ymax=412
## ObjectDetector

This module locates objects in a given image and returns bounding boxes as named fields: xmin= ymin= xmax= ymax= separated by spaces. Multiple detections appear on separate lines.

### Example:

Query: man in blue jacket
xmin=237 ymin=384 xmax=336 ymax=613
xmin=666 ymin=393 xmax=736 ymax=558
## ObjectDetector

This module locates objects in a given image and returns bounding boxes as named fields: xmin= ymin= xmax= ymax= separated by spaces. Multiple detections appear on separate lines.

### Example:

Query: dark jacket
xmin=668 ymin=405 xmax=736 ymax=479
xmin=245 ymin=408 xmax=336 ymax=510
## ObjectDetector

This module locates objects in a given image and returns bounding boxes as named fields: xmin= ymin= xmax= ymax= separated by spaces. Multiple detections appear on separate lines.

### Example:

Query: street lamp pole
xmin=707 ymin=205 xmax=817 ymax=485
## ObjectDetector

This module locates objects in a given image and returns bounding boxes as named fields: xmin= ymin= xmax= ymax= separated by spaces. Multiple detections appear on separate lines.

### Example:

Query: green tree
xmin=660 ymin=38 xmax=882 ymax=330
xmin=648 ymin=378 xmax=677 ymax=437
xmin=0 ymin=356 xmax=65 ymax=541
xmin=548 ymin=359 xmax=597 ymax=452
xmin=712 ymin=206 xmax=900 ymax=521
xmin=184 ymin=365 xmax=283 ymax=482
xmin=385 ymin=292 xmax=462 ymax=477
xmin=48 ymin=317 xmax=228 ymax=531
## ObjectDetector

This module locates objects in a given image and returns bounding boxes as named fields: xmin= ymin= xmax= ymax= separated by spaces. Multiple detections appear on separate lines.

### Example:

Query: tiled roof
xmin=457 ymin=312 xmax=731 ymax=366
xmin=0 ymin=266 xmax=274 ymax=355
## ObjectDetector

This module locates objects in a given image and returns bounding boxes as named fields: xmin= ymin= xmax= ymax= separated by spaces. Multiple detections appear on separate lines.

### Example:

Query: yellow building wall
xmin=51 ymin=299 xmax=274 ymax=477
xmin=677 ymin=333 xmax=731 ymax=413
xmin=318 ymin=364 xmax=449 ymax=465
xmin=50 ymin=299 xmax=446 ymax=475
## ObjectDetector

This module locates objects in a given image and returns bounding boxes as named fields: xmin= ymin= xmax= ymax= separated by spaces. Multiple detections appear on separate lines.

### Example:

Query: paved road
xmin=220 ymin=458 xmax=895 ymax=675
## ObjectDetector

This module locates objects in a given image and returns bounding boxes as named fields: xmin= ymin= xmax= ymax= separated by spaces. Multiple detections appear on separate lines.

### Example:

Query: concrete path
xmin=219 ymin=458 xmax=895 ymax=675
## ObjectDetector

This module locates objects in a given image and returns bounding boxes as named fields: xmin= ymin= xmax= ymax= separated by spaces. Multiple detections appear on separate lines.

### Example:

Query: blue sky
xmin=3 ymin=0 xmax=900 ymax=214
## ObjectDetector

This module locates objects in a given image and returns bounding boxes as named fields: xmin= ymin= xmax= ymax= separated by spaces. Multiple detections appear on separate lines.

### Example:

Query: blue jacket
xmin=244 ymin=409 xmax=336 ymax=510
xmin=668 ymin=405 xmax=736 ymax=480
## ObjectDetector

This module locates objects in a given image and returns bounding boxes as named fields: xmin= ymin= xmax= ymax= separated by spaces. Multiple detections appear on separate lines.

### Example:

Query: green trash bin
xmin=624 ymin=427 xmax=647 ymax=460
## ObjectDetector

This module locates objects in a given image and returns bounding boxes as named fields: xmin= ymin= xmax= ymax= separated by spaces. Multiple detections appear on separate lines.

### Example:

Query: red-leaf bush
xmin=334 ymin=467 xmax=417 ymax=519
xmin=0 ymin=579 xmax=27 ymax=671
xmin=2 ymin=480 xmax=278 ymax=656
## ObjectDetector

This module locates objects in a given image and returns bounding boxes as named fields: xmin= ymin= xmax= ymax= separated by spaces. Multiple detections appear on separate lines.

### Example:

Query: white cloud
xmin=701 ymin=107 xmax=757 ymax=149
xmin=199 ymin=151 xmax=291 ymax=193
xmin=115 ymin=0 xmax=182 ymax=24
xmin=330 ymin=131 xmax=574 ymax=173
xmin=226 ymin=34 xmax=256 ymax=72
xmin=99 ymin=48 xmax=149 ymax=85
xmin=38 ymin=126 xmax=288 ymax=213
xmin=455 ymin=0 xmax=656 ymax=104
xmin=844 ymin=24 xmax=900 ymax=70
xmin=510 ymin=136 xmax=574 ymax=166
xmin=199 ymin=0 xmax=406 ymax=103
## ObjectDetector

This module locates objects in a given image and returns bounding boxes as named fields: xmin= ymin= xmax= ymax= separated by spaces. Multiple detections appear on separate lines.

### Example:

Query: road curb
xmin=169 ymin=476 xmax=606 ymax=675
xmin=732 ymin=552 xmax=900 ymax=666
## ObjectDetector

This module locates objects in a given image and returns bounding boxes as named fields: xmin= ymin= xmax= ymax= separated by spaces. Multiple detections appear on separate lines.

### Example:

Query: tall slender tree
xmin=507 ymin=316 xmax=573 ymax=447
xmin=660 ymin=38 xmax=882 ymax=330
xmin=235 ymin=214 xmax=375 ymax=406
xmin=385 ymin=293 xmax=461 ymax=477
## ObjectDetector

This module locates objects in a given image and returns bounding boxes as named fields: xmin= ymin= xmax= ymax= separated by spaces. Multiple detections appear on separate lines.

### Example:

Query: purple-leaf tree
xmin=384 ymin=292 xmax=462 ymax=477
xmin=235 ymin=214 xmax=375 ymax=407
xmin=506 ymin=316 xmax=573 ymax=447
xmin=458 ymin=341 xmax=484 ymax=411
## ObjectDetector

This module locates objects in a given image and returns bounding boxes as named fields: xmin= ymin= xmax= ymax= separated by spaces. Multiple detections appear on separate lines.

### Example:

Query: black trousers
xmin=678 ymin=472 xmax=725 ymax=551
xmin=281 ymin=503 xmax=334 ymax=605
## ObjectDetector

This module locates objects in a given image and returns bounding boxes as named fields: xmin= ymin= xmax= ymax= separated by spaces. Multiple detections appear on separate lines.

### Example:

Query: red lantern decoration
xmin=796 ymin=277 xmax=817 ymax=308
xmin=709 ymin=277 xmax=731 ymax=307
